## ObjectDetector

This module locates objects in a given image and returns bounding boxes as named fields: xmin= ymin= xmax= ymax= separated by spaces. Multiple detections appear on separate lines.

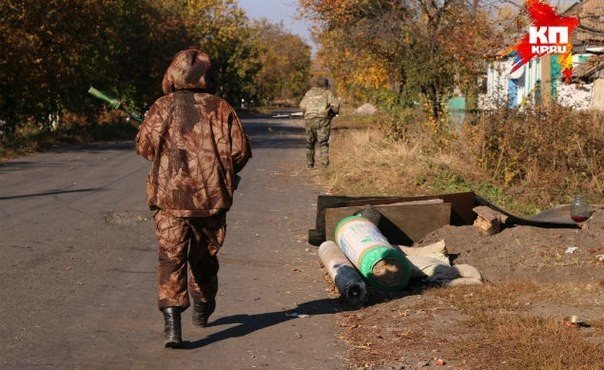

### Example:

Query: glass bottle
xmin=570 ymin=195 xmax=590 ymax=223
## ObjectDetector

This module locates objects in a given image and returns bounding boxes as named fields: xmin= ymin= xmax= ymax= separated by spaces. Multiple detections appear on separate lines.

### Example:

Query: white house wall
xmin=481 ymin=58 xmax=542 ymax=109
xmin=481 ymin=60 xmax=511 ymax=109
xmin=558 ymin=83 xmax=594 ymax=109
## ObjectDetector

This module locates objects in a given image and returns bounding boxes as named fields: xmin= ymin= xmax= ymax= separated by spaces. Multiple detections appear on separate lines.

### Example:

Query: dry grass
xmin=320 ymin=117 xmax=534 ymax=214
xmin=338 ymin=281 xmax=603 ymax=369
xmin=322 ymin=112 xmax=469 ymax=196
xmin=428 ymin=280 xmax=604 ymax=319
xmin=427 ymin=282 xmax=604 ymax=370
xmin=458 ymin=314 xmax=602 ymax=370
xmin=319 ymin=107 xmax=604 ymax=215
xmin=337 ymin=281 xmax=603 ymax=369
xmin=428 ymin=281 xmax=540 ymax=314
xmin=459 ymin=105 xmax=604 ymax=208
xmin=319 ymin=128 xmax=426 ymax=196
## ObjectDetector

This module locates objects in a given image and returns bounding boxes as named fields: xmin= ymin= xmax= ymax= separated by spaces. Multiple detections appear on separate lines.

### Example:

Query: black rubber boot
xmin=162 ymin=307 xmax=182 ymax=348
xmin=192 ymin=299 xmax=216 ymax=327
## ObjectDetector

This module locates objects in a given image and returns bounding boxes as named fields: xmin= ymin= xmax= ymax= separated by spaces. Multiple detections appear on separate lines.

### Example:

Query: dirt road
xmin=0 ymin=117 xmax=344 ymax=369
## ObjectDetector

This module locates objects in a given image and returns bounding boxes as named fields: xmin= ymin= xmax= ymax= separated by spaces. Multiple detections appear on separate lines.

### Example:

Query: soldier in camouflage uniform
xmin=300 ymin=78 xmax=339 ymax=168
xmin=136 ymin=49 xmax=251 ymax=348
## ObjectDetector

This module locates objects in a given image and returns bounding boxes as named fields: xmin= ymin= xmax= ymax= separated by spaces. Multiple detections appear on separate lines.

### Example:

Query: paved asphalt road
xmin=0 ymin=117 xmax=344 ymax=369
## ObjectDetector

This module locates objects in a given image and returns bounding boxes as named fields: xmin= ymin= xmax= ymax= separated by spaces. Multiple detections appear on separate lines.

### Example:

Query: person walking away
xmin=135 ymin=49 xmax=252 ymax=348
xmin=299 ymin=78 xmax=339 ymax=168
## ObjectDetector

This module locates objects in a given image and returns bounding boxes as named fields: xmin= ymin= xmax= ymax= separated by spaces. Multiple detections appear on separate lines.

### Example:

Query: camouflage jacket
xmin=300 ymin=87 xmax=340 ymax=120
xmin=136 ymin=91 xmax=251 ymax=217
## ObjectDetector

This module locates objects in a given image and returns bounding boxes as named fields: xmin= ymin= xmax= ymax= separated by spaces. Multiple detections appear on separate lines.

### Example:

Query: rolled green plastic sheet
xmin=335 ymin=215 xmax=411 ymax=290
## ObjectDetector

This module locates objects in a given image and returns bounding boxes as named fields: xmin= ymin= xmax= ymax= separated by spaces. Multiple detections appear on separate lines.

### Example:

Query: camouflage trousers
xmin=154 ymin=210 xmax=226 ymax=311
xmin=304 ymin=117 xmax=331 ymax=167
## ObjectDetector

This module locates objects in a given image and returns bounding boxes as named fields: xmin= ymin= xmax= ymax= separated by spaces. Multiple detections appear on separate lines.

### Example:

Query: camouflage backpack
xmin=301 ymin=87 xmax=331 ymax=119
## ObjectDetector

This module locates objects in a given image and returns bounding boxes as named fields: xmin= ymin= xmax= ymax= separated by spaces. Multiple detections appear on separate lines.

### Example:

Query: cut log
xmin=473 ymin=206 xmax=509 ymax=235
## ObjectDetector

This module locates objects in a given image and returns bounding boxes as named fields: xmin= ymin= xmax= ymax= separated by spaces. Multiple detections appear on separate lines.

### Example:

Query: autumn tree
xmin=300 ymin=0 xmax=495 ymax=122
xmin=0 ymin=1 xmax=148 ymax=133
xmin=0 ymin=0 xmax=290 ymax=139
xmin=251 ymin=19 xmax=312 ymax=104
xmin=170 ymin=0 xmax=260 ymax=105
xmin=0 ymin=0 xmax=188 ymax=135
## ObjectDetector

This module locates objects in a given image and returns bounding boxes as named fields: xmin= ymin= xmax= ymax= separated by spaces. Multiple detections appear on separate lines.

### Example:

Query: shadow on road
xmin=0 ymin=143 xmax=135 ymax=174
xmin=244 ymin=120 xmax=306 ymax=150
xmin=45 ymin=142 xmax=134 ymax=154
xmin=182 ymin=298 xmax=345 ymax=350
xmin=0 ymin=161 xmax=67 ymax=173
xmin=0 ymin=187 xmax=104 ymax=200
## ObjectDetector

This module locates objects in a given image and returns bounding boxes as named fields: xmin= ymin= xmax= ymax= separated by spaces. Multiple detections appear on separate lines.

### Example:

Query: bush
xmin=318 ymin=103 xmax=602 ymax=216
xmin=461 ymin=104 xmax=604 ymax=207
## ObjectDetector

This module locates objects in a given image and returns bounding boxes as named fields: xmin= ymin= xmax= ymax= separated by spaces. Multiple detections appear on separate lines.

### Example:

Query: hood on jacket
xmin=162 ymin=49 xmax=212 ymax=95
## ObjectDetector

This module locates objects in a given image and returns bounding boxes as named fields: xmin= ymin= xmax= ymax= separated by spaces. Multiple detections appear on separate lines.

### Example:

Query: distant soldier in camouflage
xmin=300 ymin=78 xmax=339 ymax=168
xmin=136 ymin=49 xmax=251 ymax=348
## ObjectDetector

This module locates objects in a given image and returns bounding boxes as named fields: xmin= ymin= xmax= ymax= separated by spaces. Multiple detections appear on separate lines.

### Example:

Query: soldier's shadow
xmin=181 ymin=298 xmax=342 ymax=349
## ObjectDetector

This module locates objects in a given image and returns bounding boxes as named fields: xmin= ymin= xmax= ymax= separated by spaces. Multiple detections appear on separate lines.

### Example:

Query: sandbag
xmin=397 ymin=240 xmax=482 ymax=286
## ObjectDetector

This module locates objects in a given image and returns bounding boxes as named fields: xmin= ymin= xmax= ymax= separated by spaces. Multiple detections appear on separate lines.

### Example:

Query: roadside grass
xmin=324 ymin=109 xmax=603 ymax=369
xmin=318 ymin=128 xmax=425 ymax=196
xmin=319 ymin=117 xmax=540 ymax=215
xmin=337 ymin=280 xmax=603 ymax=369
xmin=458 ymin=104 xmax=604 ymax=212
xmin=319 ymin=108 xmax=603 ymax=216
xmin=427 ymin=282 xmax=603 ymax=369
xmin=0 ymin=115 xmax=137 ymax=161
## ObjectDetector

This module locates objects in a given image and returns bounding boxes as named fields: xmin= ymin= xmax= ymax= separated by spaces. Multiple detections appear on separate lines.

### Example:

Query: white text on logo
xmin=529 ymin=26 xmax=569 ymax=54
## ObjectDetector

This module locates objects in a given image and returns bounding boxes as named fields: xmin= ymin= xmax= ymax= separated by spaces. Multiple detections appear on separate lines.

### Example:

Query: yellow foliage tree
xmin=300 ymin=0 xmax=495 ymax=121
xmin=251 ymin=19 xmax=312 ymax=104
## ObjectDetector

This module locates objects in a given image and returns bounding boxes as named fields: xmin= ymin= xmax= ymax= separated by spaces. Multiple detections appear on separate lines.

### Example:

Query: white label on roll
xmin=336 ymin=218 xmax=391 ymax=265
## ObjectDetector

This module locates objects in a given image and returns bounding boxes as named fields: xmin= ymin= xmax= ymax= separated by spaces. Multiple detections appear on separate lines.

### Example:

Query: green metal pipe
xmin=88 ymin=86 xmax=142 ymax=123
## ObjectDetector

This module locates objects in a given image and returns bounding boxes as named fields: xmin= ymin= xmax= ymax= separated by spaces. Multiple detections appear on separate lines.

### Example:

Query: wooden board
xmin=325 ymin=202 xmax=452 ymax=246
xmin=308 ymin=192 xmax=476 ymax=246
xmin=308 ymin=192 xmax=579 ymax=246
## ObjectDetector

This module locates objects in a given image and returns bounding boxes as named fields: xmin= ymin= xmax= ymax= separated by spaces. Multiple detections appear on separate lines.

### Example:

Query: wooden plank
xmin=324 ymin=199 xmax=446 ymax=239
xmin=308 ymin=192 xmax=476 ymax=246
xmin=325 ymin=202 xmax=452 ymax=246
